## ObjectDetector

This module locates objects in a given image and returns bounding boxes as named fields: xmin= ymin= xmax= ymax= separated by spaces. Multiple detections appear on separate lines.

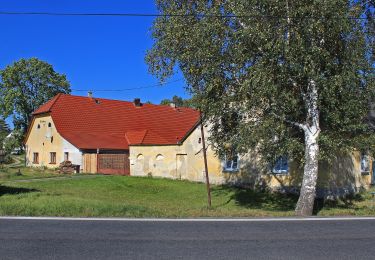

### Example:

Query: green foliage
xmin=0 ymin=117 xmax=10 ymax=145
xmin=147 ymin=0 xmax=375 ymax=163
xmin=160 ymin=95 xmax=184 ymax=106
xmin=0 ymin=58 xmax=71 ymax=137
xmin=160 ymin=95 xmax=197 ymax=108
xmin=3 ymin=131 xmax=21 ymax=155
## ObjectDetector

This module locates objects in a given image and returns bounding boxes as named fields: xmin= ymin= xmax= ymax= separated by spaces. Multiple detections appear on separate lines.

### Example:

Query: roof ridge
xmin=140 ymin=129 xmax=148 ymax=144
xmin=48 ymin=93 xmax=63 ymax=112
xmin=50 ymin=94 xmax=198 ymax=111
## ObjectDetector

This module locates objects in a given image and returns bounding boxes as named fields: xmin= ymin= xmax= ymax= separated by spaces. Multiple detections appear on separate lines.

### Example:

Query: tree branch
xmin=271 ymin=112 xmax=307 ymax=131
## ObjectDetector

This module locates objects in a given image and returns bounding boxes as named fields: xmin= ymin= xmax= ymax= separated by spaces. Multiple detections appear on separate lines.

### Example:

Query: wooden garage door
xmin=98 ymin=154 xmax=130 ymax=175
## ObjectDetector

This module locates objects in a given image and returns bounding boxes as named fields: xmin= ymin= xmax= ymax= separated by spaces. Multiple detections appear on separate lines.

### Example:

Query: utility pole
xmin=200 ymin=111 xmax=212 ymax=207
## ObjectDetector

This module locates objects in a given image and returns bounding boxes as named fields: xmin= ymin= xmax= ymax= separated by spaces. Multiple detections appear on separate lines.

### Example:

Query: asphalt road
xmin=1 ymin=218 xmax=375 ymax=260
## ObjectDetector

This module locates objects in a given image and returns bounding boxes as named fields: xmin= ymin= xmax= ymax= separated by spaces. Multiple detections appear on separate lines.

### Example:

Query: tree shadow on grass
xmin=313 ymin=193 xmax=365 ymax=214
xmin=213 ymin=185 xmax=367 ymax=215
xmin=212 ymin=186 xmax=299 ymax=212
xmin=0 ymin=185 xmax=39 ymax=197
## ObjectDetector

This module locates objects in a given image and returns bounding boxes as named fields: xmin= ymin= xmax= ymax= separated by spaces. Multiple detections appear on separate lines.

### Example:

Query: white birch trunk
xmin=295 ymin=129 xmax=320 ymax=216
xmin=295 ymin=80 xmax=321 ymax=216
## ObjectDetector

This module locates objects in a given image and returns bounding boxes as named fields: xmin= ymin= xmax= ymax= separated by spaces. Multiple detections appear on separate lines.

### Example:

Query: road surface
xmin=1 ymin=217 xmax=375 ymax=259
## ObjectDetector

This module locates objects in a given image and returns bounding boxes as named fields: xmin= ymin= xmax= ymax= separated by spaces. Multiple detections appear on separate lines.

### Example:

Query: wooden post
xmin=200 ymin=112 xmax=212 ymax=207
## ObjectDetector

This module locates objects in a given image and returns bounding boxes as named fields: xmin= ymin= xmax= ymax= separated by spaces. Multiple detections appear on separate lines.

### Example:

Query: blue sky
xmin=0 ymin=0 xmax=188 ymax=113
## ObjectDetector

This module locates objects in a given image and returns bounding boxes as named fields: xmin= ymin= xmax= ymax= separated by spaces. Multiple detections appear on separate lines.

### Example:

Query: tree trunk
xmin=295 ymin=79 xmax=320 ymax=216
xmin=295 ymin=130 xmax=320 ymax=216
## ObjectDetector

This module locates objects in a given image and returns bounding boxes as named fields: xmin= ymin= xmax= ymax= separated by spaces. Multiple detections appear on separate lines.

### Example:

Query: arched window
xmin=37 ymin=124 xmax=40 ymax=129
xmin=48 ymin=122 xmax=52 ymax=127
xmin=137 ymin=154 xmax=144 ymax=160
xmin=156 ymin=154 xmax=164 ymax=161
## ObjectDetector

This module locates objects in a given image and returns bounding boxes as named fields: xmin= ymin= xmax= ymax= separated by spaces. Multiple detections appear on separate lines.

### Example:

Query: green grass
xmin=0 ymin=154 xmax=58 ymax=182
xmin=0 ymin=165 xmax=58 ymax=181
xmin=0 ymin=174 xmax=300 ymax=217
xmin=0 ymin=154 xmax=94 ymax=182
xmin=1 ymin=159 xmax=375 ymax=217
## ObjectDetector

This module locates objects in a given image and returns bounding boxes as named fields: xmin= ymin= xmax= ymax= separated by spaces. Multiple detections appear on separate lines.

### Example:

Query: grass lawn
xmin=0 ymin=174 xmax=375 ymax=217
xmin=0 ymin=174 xmax=299 ymax=217
xmin=0 ymin=155 xmax=57 ymax=182
xmin=0 ymin=157 xmax=375 ymax=217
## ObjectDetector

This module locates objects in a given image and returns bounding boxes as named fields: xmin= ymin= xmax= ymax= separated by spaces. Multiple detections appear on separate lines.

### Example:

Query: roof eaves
xmin=177 ymin=118 xmax=201 ymax=145
xmin=32 ymin=93 xmax=63 ymax=115
xmin=48 ymin=93 xmax=62 ymax=112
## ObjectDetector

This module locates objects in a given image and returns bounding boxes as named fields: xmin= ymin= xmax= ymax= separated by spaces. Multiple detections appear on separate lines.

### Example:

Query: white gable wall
xmin=62 ymin=139 xmax=82 ymax=166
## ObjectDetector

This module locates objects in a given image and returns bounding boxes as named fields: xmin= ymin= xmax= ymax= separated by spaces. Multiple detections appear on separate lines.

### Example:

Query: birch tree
xmin=147 ymin=0 xmax=375 ymax=216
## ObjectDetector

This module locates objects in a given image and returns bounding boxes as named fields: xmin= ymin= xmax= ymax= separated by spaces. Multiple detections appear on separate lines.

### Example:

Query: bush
xmin=3 ymin=154 xmax=13 ymax=164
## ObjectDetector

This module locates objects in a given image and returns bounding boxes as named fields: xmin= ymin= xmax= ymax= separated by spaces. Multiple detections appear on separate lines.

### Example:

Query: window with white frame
xmin=272 ymin=156 xmax=289 ymax=174
xmin=360 ymin=153 xmax=370 ymax=173
xmin=223 ymin=154 xmax=239 ymax=172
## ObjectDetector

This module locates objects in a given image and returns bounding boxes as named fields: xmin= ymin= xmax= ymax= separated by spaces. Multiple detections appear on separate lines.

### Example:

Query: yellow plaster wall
xmin=130 ymin=124 xmax=373 ymax=192
xmin=226 ymin=150 xmax=372 ymax=192
xmin=129 ymin=126 xmax=224 ymax=184
xmin=25 ymin=114 xmax=64 ymax=168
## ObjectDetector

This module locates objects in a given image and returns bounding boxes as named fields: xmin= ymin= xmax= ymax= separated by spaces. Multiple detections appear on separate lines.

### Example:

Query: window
xmin=223 ymin=154 xmax=239 ymax=172
xmin=48 ymin=122 xmax=52 ymax=127
xmin=50 ymin=152 xmax=56 ymax=164
xmin=37 ymin=124 xmax=40 ymax=129
xmin=272 ymin=156 xmax=289 ymax=174
xmin=64 ymin=152 xmax=69 ymax=161
xmin=33 ymin=153 xmax=39 ymax=164
xmin=156 ymin=154 xmax=164 ymax=160
xmin=361 ymin=153 xmax=370 ymax=173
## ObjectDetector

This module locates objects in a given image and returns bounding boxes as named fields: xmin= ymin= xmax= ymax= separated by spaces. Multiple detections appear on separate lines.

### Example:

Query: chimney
xmin=88 ymin=91 xmax=93 ymax=98
xmin=134 ymin=98 xmax=141 ymax=107
xmin=170 ymin=103 xmax=176 ymax=108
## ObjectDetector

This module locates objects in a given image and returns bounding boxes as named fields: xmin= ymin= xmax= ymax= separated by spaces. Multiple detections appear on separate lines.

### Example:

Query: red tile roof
xmin=32 ymin=93 xmax=61 ymax=115
xmin=31 ymin=94 xmax=200 ymax=150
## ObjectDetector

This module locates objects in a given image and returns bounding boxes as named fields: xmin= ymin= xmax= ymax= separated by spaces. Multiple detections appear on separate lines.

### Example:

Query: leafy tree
xmin=147 ymin=0 xmax=374 ymax=215
xmin=3 ymin=131 xmax=20 ymax=155
xmin=160 ymin=95 xmax=198 ymax=108
xmin=160 ymin=95 xmax=185 ymax=106
xmin=0 ymin=117 xmax=10 ymax=147
xmin=0 ymin=58 xmax=71 ymax=141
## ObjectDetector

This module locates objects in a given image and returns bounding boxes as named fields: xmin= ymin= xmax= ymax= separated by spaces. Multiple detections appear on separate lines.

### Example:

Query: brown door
xmin=98 ymin=154 xmax=130 ymax=175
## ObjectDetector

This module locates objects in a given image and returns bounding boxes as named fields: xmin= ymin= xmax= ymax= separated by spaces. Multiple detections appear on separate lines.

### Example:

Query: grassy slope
xmin=1 ymin=174 xmax=374 ymax=217
xmin=0 ymin=156 xmax=374 ymax=217
xmin=0 ymin=175 xmax=300 ymax=217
